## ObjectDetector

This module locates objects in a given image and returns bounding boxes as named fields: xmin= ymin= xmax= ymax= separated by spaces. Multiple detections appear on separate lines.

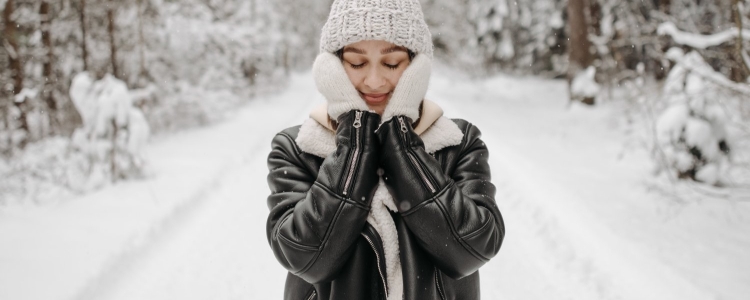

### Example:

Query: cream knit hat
xmin=320 ymin=0 xmax=433 ymax=57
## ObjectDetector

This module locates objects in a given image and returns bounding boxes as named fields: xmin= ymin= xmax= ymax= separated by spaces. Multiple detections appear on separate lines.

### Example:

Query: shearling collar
xmin=299 ymin=100 xmax=463 ymax=158
xmin=310 ymin=99 xmax=444 ymax=136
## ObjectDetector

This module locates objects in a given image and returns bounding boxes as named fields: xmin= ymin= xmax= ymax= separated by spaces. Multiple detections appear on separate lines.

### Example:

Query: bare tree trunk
xmin=4 ymin=0 xmax=23 ymax=95
xmin=137 ymin=0 xmax=146 ymax=79
xmin=3 ymin=0 xmax=29 ymax=142
xmin=107 ymin=6 xmax=119 ymax=79
xmin=40 ymin=0 xmax=59 ymax=134
xmin=658 ymin=0 xmax=670 ymax=14
xmin=567 ymin=0 xmax=595 ymax=105
xmin=250 ymin=0 xmax=255 ymax=21
xmin=731 ymin=0 xmax=750 ymax=82
xmin=79 ymin=0 xmax=89 ymax=71
xmin=111 ymin=119 xmax=118 ymax=182
xmin=282 ymin=42 xmax=290 ymax=76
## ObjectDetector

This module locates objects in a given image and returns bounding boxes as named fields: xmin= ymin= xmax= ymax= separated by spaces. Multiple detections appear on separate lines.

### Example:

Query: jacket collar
xmin=297 ymin=100 xmax=463 ymax=300
xmin=297 ymin=100 xmax=464 ymax=158
xmin=310 ymin=99 xmax=444 ymax=135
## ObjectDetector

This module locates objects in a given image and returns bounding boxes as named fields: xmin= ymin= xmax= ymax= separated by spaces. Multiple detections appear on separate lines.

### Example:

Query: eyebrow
xmin=343 ymin=47 xmax=365 ymax=54
xmin=342 ymin=46 xmax=408 ymax=55
xmin=381 ymin=46 xmax=408 ymax=55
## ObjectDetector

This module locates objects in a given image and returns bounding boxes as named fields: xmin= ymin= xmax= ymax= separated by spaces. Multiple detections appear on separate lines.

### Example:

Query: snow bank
xmin=571 ymin=66 xmax=601 ymax=99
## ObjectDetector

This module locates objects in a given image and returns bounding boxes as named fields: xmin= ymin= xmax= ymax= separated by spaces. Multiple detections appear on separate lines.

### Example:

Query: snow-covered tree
xmin=69 ymin=72 xmax=150 ymax=183
xmin=421 ymin=0 xmax=476 ymax=67
xmin=654 ymin=49 xmax=734 ymax=186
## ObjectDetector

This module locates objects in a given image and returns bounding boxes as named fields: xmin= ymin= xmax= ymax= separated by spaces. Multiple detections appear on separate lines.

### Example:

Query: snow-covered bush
xmin=0 ymin=73 xmax=151 ymax=206
xmin=653 ymin=49 xmax=732 ymax=186
xmin=69 ymin=72 xmax=150 ymax=182
xmin=0 ymin=137 xmax=88 ymax=206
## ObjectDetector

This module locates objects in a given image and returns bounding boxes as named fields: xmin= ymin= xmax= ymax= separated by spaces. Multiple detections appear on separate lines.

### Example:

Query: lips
xmin=361 ymin=92 xmax=389 ymax=104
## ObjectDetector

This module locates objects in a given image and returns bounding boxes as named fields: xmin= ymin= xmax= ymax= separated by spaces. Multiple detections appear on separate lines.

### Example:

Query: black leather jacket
xmin=266 ymin=110 xmax=504 ymax=300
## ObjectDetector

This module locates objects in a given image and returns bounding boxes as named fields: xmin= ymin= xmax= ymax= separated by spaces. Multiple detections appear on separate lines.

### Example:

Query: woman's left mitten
xmin=381 ymin=54 xmax=432 ymax=123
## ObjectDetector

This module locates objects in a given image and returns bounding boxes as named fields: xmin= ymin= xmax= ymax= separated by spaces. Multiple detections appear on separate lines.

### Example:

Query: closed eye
xmin=350 ymin=62 xmax=366 ymax=69
xmin=384 ymin=63 xmax=399 ymax=69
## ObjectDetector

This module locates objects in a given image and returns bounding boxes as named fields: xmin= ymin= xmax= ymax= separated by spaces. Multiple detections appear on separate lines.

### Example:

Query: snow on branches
xmin=657 ymin=22 xmax=750 ymax=50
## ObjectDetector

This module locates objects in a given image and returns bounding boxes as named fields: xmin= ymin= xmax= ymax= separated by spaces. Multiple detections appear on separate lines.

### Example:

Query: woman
xmin=266 ymin=0 xmax=505 ymax=299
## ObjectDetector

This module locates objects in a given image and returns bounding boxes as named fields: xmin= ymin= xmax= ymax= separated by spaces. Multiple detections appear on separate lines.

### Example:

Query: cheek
xmin=344 ymin=68 xmax=364 ymax=87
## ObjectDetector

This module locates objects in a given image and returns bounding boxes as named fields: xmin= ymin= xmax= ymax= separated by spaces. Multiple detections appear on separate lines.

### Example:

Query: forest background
xmin=1 ymin=0 xmax=749 ymax=204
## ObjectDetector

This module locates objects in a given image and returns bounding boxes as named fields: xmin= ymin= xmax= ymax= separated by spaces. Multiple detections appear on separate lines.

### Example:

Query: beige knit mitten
xmin=312 ymin=52 xmax=370 ymax=120
xmin=381 ymin=54 xmax=432 ymax=123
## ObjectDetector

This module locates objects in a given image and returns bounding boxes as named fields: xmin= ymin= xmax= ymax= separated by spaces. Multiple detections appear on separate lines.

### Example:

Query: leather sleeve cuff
xmin=377 ymin=116 xmax=448 ymax=210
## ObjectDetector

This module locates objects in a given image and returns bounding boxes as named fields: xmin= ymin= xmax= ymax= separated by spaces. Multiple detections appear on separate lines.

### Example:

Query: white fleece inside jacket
xmin=294 ymin=105 xmax=463 ymax=300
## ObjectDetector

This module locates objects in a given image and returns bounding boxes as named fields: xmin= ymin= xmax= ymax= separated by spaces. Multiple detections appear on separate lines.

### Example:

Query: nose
xmin=363 ymin=66 xmax=386 ymax=91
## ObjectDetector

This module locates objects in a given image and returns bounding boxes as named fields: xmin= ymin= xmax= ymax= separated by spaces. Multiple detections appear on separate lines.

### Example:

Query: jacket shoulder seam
xmin=449 ymin=118 xmax=478 ymax=152
xmin=277 ymin=131 xmax=303 ymax=155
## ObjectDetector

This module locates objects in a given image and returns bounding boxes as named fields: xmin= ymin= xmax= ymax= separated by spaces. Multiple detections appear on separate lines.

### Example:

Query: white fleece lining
xmin=296 ymin=118 xmax=336 ymax=158
xmin=295 ymin=116 xmax=463 ymax=158
xmin=367 ymin=178 xmax=402 ymax=300
xmin=421 ymin=117 xmax=465 ymax=154
xmin=295 ymin=115 xmax=464 ymax=300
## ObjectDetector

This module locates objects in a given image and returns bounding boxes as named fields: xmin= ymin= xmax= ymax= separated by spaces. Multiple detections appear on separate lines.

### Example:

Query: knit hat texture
xmin=320 ymin=0 xmax=433 ymax=57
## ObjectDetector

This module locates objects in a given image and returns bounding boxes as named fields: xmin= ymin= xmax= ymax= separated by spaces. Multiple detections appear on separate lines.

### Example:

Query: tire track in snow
xmin=427 ymin=77 xmax=612 ymax=300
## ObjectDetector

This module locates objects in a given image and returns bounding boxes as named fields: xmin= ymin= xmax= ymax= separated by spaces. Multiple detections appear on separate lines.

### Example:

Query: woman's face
xmin=341 ymin=40 xmax=411 ymax=115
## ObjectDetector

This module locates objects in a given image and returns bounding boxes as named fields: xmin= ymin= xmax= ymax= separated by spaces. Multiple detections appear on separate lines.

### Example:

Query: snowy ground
xmin=1 ymin=69 xmax=748 ymax=300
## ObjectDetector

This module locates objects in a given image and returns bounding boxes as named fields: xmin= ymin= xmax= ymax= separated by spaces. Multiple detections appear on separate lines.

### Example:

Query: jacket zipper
xmin=399 ymin=117 xmax=436 ymax=193
xmin=434 ymin=268 xmax=446 ymax=300
xmin=306 ymin=290 xmax=316 ymax=300
xmin=343 ymin=111 xmax=363 ymax=196
xmin=362 ymin=233 xmax=388 ymax=296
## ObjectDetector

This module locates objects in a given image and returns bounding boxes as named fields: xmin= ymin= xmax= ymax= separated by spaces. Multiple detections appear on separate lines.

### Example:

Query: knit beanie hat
xmin=320 ymin=0 xmax=433 ymax=57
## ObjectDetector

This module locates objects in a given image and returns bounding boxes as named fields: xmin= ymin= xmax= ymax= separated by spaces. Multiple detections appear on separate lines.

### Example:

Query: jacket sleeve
xmin=266 ymin=110 xmax=381 ymax=284
xmin=378 ymin=116 xmax=505 ymax=279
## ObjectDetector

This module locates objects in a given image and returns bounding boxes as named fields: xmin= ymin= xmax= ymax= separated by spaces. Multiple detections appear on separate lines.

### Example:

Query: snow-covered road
xmin=427 ymin=72 xmax=749 ymax=300
xmin=72 ymin=73 xmax=321 ymax=300
xmin=2 ymin=70 xmax=748 ymax=300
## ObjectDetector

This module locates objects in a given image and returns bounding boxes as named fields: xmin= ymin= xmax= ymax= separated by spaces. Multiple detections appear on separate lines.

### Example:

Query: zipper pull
xmin=398 ymin=116 xmax=408 ymax=133
xmin=353 ymin=111 xmax=363 ymax=128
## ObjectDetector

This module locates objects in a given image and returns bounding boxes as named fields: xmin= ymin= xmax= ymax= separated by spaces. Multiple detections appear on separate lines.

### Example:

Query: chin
xmin=368 ymin=103 xmax=388 ymax=113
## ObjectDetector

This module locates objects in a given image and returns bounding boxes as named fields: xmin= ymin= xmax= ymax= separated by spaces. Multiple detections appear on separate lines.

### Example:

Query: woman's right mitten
xmin=312 ymin=52 xmax=370 ymax=120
